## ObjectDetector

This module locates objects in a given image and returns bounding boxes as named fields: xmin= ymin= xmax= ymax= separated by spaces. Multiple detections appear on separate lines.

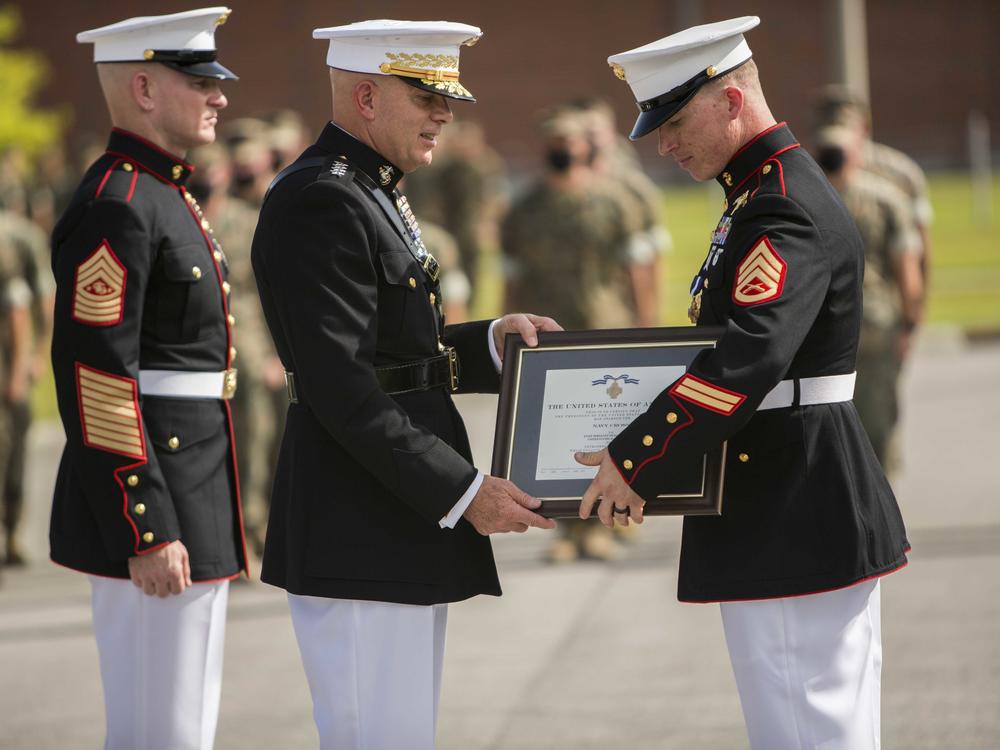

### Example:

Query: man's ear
xmin=354 ymin=80 xmax=378 ymax=122
xmin=132 ymin=71 xmax=156 ymax=113
xmin=724 ymin=85 xmax=745 ymax=122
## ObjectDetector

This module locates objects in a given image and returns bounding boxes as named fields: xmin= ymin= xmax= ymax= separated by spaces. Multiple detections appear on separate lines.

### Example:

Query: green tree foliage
xmin=0 ymin=5 xmax=67 ymax=157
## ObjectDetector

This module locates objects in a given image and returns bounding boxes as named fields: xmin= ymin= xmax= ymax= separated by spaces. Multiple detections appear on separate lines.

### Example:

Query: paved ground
xmin=1 ymin=330 xmax=997 ymax=749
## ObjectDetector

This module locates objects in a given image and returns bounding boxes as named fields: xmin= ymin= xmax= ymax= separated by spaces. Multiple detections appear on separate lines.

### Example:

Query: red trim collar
xmin=107 ymin=128 xmax=195 ymax=186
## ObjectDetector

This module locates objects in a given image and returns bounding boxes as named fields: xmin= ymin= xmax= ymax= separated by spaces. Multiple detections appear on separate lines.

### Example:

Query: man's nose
xmin=657 ymin=126 xmax=677 ymax=156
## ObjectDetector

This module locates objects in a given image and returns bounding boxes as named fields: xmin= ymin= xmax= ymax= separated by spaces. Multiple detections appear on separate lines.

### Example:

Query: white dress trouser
xmin=721 ymin=579 xmax=882 ymax=750
xmin=288 ymin=595 xmax=448 ymax=750
xmin=89 ymin=576 xmax=230 ymax=750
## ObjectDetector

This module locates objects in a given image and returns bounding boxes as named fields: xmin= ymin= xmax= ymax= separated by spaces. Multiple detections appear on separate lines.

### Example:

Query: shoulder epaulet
xmin=94 ymin=159 xmax=140 ymax=203
xmin=317 ymin=156 xmax=355 ymax=183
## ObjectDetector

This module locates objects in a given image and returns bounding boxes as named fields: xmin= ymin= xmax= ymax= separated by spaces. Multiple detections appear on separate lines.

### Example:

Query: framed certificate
xmin=491 ymin=327 xmax=727 ymax=518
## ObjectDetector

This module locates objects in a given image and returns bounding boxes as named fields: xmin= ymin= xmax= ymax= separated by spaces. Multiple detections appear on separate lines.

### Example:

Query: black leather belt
xmin=285 ymin=348 xmax=459 ymax=403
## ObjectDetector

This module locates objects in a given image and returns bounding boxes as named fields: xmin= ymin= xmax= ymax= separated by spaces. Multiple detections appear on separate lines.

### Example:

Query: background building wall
xmin=12 ymin=0 xmax=999 ymax=177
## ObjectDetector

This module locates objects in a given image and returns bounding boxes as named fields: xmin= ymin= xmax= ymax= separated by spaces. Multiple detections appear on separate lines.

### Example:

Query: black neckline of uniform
xmin=106 ymin=128 xmax=195 ymax=187
xmin=316 ymin=122 xmax=403 ymax=193
xmin=716 ymin=122 xmax=800 ymax=198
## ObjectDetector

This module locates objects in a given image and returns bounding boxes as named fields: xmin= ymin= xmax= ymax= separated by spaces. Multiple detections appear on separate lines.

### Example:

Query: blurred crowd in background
xmin=0 ymin=82 xmax=932 ymax=571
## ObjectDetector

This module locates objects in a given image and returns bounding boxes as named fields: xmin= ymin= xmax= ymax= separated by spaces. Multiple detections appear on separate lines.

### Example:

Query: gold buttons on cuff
xmin=429 ymin=292 xmax=436 ymax=305
xmin=408 ymin=277 xmax=417 ymax=289
xmin=762 ymin=164 xmax=772 ymax=175
xmin=227 ymin=314 xmax=236 ymax=326
xmin=739 ymin=453 xmax=750 ymax=463
xmin=229 ymin=346 xmax=237 ymax=361
xmin=666 ymin=412 xmax=678 ymax=424
xmin=642 ymin=435 xmax=653 ymax=447
xmin=142 ymin=532 xmax=154 ymax=543
xmin=167 ymin=436 xmax=180 ymax=450
xmin=134 ymin=503 xmax=146 ymax=516
xmin=122 ymin=163 xmax=134 ymax=172
xmin=622 ymin=459 xmax=634 ymax=470
xmin=222 ymin=281 xmax=231 ymax=294
xmin=127 ymin=475 xmax=139 ymax=487
xmin=192 ymin=266 xmax=202 ymax=280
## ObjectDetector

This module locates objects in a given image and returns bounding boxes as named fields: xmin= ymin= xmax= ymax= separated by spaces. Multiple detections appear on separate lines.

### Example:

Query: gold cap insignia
xmin=216 ymin=10 xmax=230 ymax=26
xmin=610 ymin=62 xmax=627 ymax=81
xmin=706 ymin=65 xmax=718 ymax=77
xmin=143 ymin=49 xmax=155 ymax=61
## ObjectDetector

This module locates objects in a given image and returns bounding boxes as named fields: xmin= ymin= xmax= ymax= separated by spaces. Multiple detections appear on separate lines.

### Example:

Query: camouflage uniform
xmin=212 ymin=196 xmax=277 ymax=555
xmin=502 ymin=174 xmax=636 ymax=562
xmin=419 ymin=219 xmax=471 ymax=323
xmin=836 ymin=173 xmax=920 ymax=468
xmin=863 ymin=141 xmax=933 ymax=230
xmin=502 ymin=181 xmax=635 ymax=330
xmin=0 ymin=209 xmax=54 ymax=564
xmin=405 ymin=122 xmax=507 ymax=306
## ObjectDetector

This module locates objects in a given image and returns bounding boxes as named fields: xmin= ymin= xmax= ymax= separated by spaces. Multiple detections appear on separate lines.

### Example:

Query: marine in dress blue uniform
xmin=252 ymin=21 xmax=555 ymax=750
xmin=50 ymin=9 xmax=244 ymax=749
xmin=579 ymin=17 xmax=908 ymax=750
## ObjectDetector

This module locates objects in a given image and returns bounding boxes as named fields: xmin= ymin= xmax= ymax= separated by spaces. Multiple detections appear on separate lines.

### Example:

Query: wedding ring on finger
xmin=613 ymin=505 xmax=630 ymax=515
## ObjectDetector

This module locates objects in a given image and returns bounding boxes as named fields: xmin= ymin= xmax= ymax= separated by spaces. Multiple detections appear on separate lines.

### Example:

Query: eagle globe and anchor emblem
xmin=592 ymin=374 xmax=640 ymax=399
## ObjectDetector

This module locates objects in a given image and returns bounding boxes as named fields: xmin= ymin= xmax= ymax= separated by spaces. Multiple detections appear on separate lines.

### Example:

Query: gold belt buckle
xmin=222 ymin=368 xmax=238 ymax=399
xmin=446 ymin=347 xmax=459 ymax=392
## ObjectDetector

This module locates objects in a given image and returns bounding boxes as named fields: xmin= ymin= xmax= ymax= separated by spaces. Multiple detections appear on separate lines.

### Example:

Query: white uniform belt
xmin=138 ymin=369 xmax=235 ymax=400
xmin=757 ymin=372 xmax=856 ymax=411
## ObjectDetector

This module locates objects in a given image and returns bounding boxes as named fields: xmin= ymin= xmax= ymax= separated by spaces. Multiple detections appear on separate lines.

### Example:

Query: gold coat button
xmin=201 ymin=219 xmax=210 ymax=230
xmin=229 ymin=346 xmax=237 ymax=361
xmin=192 ymin=266 xmax=202 ymax=280
xmin=739 ymin=453 xmax=750 ymax=463
xmin=134 ymin=503 xmax=146 ymax=515
xmin=622 ymin=459 xmax=634 ymax=471
xmin=142 ymin=532 xmax=154 ymax=543
xmin=666 ymin=412 xmax=678 ymax=424
xmin=227 ymin=314 xmax=236 ymax=326
xmin=438 ymin=340 xmax=446 ymax=352
xmin=222 ymin=281 xmax=231 ymax=294
xmin=122 ymin=163 xmax=134 ymax=172
xmin=127 ymin=475 xmax=139 ymax=487
xmin=762 ymin=164 xmax=772 ymax=175
xmin=408 ymin=277 xmax=417 ymax=289
xmin=429 ymin=292 xmax=436 ymax=305
xmin=642 ymin=435 xmax=653 ymax=447
xmin=214 ymin=250 xmax=222 ymax=262
xmin=168 ymin=436 xmax=180 ymax=450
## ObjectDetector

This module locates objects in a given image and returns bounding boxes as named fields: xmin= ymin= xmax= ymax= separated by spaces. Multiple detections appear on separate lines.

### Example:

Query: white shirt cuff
xmin=487 ymin=318 xmax=503 ymax=372
xmin=439 ymin=471 xmax=484 ymax=529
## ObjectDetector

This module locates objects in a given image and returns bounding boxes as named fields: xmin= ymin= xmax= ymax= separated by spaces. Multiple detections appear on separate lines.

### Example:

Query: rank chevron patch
xmin=733 ymin=236 xmax=786 ymax=306
xmin=73 ymin=241 xmax=126 ymax=326
xmin=76 ymin=363 xmax=146 ymax=459
xmin=669 ymin=373 xmax=746 ymax=415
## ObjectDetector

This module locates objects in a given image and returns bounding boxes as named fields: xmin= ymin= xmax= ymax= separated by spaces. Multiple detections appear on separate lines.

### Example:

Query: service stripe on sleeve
xmin=72 ymin=241 xmax=126 ymax=326
xmin=76 ymin=364 xmax=146 ymax=459
xmin=669 ymin=374 xmax=746 ymax=415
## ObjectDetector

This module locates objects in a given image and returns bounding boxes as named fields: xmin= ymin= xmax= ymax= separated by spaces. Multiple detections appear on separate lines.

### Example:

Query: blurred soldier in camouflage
xmin=419 ymin=220 xmax=472 ymax=324
xmin=188 ymin=144 xmax=279 ymax=556
xmin=502 ymin=108 xmax=642 ymax=562
xmin=575 ymin=98 xmax=672 ymax=327
xmin=0 ymin=216 xmax=33 ymax=567
xmin=815 ymin=124 xmax=923 ymax=472
xmin=405 ymin=120 xmax=507 ymax=313
xmin=815 ymin=86 xmax=933 ymax=295
xmin=0 ymin=206 xmax=54 ymax=565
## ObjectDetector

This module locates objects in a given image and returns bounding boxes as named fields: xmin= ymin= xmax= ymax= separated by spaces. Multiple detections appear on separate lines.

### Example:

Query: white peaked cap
xmin=313 ymin=20 xmax=482 ymax=101
xmin=77 ymin=7 xmax=237 ymax=80
xmin=607 ymin=16 xmax=760 ymax=139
